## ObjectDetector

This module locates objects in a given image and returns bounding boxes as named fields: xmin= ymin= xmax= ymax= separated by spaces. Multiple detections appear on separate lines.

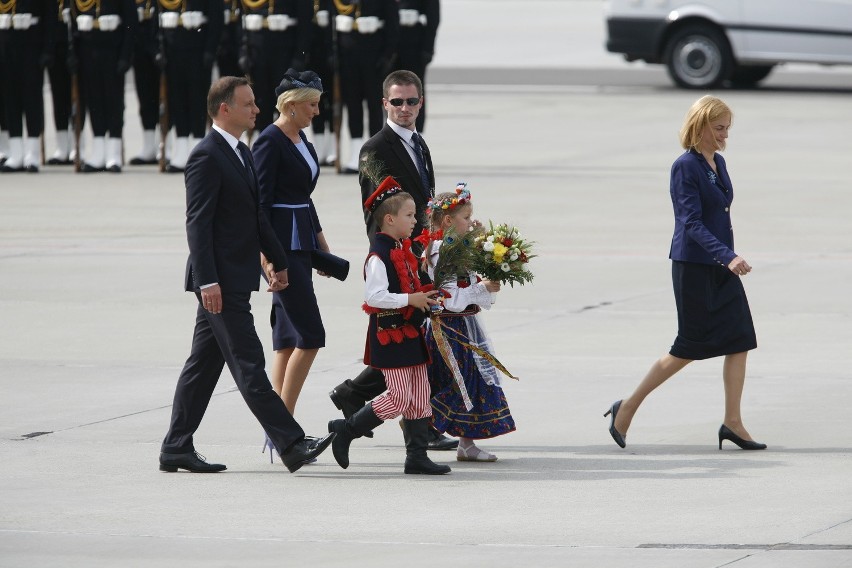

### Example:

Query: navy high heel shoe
xmin=603 ymin=400 xmax=626 ymax=448
xmin=262 ymin=434 xmax=276 ymax=464
xmin=718 ymin=425 xmax=767 ymax=450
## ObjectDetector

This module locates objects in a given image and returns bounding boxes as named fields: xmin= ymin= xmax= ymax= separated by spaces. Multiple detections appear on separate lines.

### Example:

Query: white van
xmin=605 ymin=0 xmax=852 ymax=88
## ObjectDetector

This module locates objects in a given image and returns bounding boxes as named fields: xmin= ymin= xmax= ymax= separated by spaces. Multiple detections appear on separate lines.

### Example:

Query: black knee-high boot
xmin=402 ymin=418 xmax=451 ymax=475
xmin=328 ymin=404 xmax=384 ymax=469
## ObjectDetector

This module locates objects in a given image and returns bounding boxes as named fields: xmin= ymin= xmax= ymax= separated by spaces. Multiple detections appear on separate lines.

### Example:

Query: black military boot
xmin=402 ymin=418 xmax=452 ymax=475
xmin=328 ymin=404 xmax=384 ymax=469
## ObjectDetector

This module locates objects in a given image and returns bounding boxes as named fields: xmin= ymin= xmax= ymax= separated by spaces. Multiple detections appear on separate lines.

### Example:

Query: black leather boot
xmin=328 ymin=404 xmax=384 ymax=469
xmin=402 ymin=418 xmax=451 ymax=475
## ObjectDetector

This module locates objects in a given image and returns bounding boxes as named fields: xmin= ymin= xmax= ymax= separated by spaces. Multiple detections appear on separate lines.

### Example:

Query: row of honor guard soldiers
xmin=0 ymin=0 xmax=439 ymax=174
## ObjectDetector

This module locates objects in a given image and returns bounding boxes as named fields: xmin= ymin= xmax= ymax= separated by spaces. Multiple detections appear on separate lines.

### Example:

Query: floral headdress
xmin=363 ymin=175 xmax=404 ymax=212
xmin=426 ymin=182 xmax=471 ymax=216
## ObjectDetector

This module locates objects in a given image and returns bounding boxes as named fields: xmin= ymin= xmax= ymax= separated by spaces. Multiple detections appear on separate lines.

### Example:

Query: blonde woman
xmin=605 ymin=95 xmax=765 ymax=451
xmin=253 ymin=70 xmax=331 ymax=459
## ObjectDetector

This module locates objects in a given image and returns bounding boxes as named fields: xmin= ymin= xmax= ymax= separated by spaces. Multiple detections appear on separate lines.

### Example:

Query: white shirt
xmin=212 ymin=124 xmax=244 ymax=165
xmin=364 ymin=255 xmax=410 ymax=309
xmin=387 ymin=119 xmax=428 ymax=178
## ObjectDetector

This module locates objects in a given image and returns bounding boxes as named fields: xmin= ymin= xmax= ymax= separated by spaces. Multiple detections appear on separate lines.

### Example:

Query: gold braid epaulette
xmin=332 ymin=0 xmax=356 ymax=17
xmin=241 ymin=0 xmax=268 ymax=12
xmin=158 ymin=0 xmax=183 ymax=12
xmin=75 ymin=0 xmax=98 ymax=15
xmin=0 ymin=0 xmax=15 ymax=16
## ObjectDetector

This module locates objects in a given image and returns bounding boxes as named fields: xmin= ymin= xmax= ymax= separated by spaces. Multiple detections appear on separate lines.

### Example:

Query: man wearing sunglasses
xmin=328 ymin=69 xmax=458 ymax=452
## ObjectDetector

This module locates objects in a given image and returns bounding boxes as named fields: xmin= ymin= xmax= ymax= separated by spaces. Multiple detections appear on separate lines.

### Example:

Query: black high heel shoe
xmin=603 ymin=400 xmax=626 ymax=448
xmin=718 ymin=424 xmax=766 ymax=450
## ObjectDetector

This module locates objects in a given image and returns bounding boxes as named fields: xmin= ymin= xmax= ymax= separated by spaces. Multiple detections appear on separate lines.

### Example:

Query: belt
xmin=0 ymin=14 xmax=41 ymax=30
xmin=243 ymin=14 xmax=298 ymax=32
xmin=159 ymin=11 xmax=207 ymax=29
xmin=271 ymin=203 xmax=310 ymax=208
xmin=398 ymin=9 xmax=426 ymax=27
xmin=76 ymin=15 xmax=122 ymax=32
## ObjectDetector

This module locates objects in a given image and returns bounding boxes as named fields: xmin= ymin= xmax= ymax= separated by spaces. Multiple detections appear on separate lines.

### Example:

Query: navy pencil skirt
xmin=669 ymin=261 xmax=757 ymax=360
xmin=270 ymin=250 xmax=326 ymax=350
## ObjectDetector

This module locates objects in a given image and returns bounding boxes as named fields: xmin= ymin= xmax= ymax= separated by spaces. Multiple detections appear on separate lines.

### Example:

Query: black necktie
xmin=410 ymin=132 xmax=431 ymax=196
xmin=237 ymin=141 xmax=254 ymax=176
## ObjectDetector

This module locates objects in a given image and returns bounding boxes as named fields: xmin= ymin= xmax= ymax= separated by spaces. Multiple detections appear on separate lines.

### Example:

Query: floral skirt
xmin=425 ymin=315 xmax=515 ymax=440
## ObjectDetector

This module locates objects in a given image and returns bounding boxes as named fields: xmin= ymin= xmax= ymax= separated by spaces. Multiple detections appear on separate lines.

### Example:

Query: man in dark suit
xmin=159 ymin=76 xmax=334 ymax=474
xmin=328 ymin=69 xmax=457 ymax=450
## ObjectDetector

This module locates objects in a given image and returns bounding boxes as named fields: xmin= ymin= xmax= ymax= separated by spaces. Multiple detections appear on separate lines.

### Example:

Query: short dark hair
xmin=382 ymin=70 xmax=422 ymax=99
xmin=207 ymin=76 xmax=251 ymax=120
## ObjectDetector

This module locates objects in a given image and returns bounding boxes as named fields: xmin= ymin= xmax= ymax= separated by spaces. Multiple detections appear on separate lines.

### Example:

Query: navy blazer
xmin=183 ymin=128 xmax=288 ymax=292
xmin=253 ymin=125 xmax=323 ymax=251
xmin=359 ymin=123 xmax=435 ymax=241
xmin=668 ymin=149 xmax=737 ymax=267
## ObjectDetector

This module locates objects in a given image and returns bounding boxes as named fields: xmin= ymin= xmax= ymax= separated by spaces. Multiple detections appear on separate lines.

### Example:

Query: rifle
xmin=157 ymin=31 xmax=168 ymax=172
xmin=330 ymin=4 xmax=342 ymax=173
xmin=66 ymin=2 xmax=82 ymax=172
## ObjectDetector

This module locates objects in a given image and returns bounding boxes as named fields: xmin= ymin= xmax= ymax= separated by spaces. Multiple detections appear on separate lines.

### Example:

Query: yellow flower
xmin=492 ymin=242 xmax=508 ymax=263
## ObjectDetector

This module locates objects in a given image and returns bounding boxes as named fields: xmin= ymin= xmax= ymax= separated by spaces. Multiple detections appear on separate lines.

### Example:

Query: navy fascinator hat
xmin=275 ymin=68 xmax=323 ymax=97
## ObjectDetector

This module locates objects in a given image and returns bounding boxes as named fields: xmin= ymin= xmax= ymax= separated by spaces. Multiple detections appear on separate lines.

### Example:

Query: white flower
xmin=500 ymin=263 xmax=511 ymax=272
xmin=510 ymin=253 xmax=518 ymax=261
xmin=483 ymin=241 xmax=495 ymax=252
xmin=486 ymin=235 xmax=494 ymax=243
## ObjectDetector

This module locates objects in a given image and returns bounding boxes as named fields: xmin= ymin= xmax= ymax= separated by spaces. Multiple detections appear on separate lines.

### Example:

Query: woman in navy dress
xmin=253 ymin=69 xmax=330 ymax=428
xmin=605 ymin=95 xmax=765 ymax=451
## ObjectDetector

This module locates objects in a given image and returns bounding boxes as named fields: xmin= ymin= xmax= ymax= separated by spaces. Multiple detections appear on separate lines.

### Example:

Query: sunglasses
xmin=388 ymin=97 xmax=421 ymax=107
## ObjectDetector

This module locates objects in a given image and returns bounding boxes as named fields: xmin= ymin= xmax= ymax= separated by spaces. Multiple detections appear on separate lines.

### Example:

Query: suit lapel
xmin=211 ymin=130 xmax=256 ymax=194
xmin=283 ymin=130 xmax=319 ymax=186
xmin=384 ymin=126 xmax=426 ymax=197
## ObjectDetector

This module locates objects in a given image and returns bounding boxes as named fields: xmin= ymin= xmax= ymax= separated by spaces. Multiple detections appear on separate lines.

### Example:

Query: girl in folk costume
xmin=327 ymin=176 xmax=451 ymax=475
xmin=420 ymin=185 xmax=516 ymax=462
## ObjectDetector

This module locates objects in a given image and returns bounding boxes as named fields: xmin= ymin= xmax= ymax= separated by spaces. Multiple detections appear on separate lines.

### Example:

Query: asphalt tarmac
xmin=1 ymin=1 xmax=851 ymax=566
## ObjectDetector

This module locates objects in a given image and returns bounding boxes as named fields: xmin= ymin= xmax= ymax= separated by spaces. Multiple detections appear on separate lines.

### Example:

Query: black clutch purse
xmin=310 ymin=250 xmax=350 ymax=281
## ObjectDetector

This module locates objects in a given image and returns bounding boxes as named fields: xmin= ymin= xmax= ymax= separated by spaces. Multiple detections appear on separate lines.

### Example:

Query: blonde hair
xmin=679 ymin=95 xmax=733 ymax=150
xmin=275 ymin=87 xmax=321 ymax=115
xmin=374 ymin=192 xmax=414 ymax=229
xmin=422 ymin=192 xmax=472 ymax=269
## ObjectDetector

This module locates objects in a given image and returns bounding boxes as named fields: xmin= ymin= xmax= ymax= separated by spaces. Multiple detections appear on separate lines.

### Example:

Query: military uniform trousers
xmin=78 ymin=32 xmax=126 ymax=137
xmin=133 ymin=18 xmax=160 ymax=131
xmin=163 ymin=28 xmax=211 ymax=138
xmin=0 ymin=27 xmax=46 ymax=137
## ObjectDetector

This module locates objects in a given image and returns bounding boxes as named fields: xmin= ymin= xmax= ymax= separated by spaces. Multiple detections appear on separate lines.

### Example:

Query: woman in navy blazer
xmin=253 ymin=70 xmax=331 ymax=435
xmin=605 ymin=96 xmax=765 ymax=451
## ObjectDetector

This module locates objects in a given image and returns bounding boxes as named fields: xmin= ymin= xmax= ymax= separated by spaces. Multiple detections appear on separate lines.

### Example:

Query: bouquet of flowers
xmin=471 ymin=221 xmax=535 ymax=286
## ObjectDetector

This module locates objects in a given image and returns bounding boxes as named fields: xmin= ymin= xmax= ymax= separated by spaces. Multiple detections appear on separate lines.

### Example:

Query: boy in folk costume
xmin=328 ymin=176 xmax=450 ymax=475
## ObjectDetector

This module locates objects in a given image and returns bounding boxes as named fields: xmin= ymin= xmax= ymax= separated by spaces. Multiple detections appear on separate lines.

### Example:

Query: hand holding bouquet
xmin=471 ymin=222 xmax=535 ymax=287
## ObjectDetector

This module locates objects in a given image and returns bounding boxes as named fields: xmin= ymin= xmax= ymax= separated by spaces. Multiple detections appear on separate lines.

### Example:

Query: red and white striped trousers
xmin=371 ymin=364 xmax=432 ymax=420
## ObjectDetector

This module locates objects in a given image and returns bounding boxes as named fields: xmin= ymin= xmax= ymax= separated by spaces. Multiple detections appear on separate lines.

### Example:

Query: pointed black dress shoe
xmin=159 ymin=451 xmax=227 ymax=473
xmin=604 ymin=400 xmax=626 ymax=448
xmin=426 ymin=426 xmax=459 ymax=451
xmin=47 ymin=157 xmax=73 ymax=165
xmin=718 ymin=424 xmax=767 ymax=450
xmin=129 ymin=156 xmax=158 ymax=165
xmin=280 ymin=432 xmax=335 ymax=473
xmin=427 ymin=428 xmax=459 ymax=451
xmin=80 ymin=162 xmax=104 ymax=173
xmin=329 ymin=388 xmax=372 ymax=437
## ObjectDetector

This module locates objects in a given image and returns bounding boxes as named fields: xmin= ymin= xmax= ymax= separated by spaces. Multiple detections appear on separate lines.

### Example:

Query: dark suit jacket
xmin=184 ymin=128 xmax=288 ymax=292
xmin=669 ymin=149 xmax=737 ymax=267
xmin=359 ymin=123 xmax=435 ymax=240
xmin=253 ymin=125 xmax=323 ymax=251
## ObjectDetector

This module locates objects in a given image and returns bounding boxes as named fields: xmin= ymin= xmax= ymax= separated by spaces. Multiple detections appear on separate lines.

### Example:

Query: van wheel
xmin=664 ymin=24 xmax=733 ymax=89
xmin=729 ymin=64 xmax=775 ymax=88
